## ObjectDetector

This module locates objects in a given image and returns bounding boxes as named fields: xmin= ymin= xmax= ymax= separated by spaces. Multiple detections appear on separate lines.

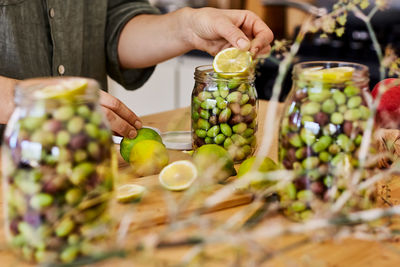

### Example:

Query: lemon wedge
xmin=159 ymin=160 xmax=198 ymax=191
xmin=213 ymin=47 xmax=252 ymax=77
xmin=302 ymin=66 xmax=355 ymax=83
xmin=34 ymin=78 xmax=88 ymax=99
xmin=116 ymin=184 xmax=146 ymax=203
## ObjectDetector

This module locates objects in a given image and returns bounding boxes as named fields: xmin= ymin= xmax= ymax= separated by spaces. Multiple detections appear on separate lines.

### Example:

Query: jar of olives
xmin=279 ymin=62 xmax=374 ymax=221
xmin=2 ymin=77 xmax=116 ymax=263
xmin=192 ymin=65 xmax=258 ymax=162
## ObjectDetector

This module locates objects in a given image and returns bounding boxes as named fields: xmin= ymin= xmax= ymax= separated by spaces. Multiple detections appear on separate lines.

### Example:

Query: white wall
xmin=108 ymin=55 xmax=212 ymax=116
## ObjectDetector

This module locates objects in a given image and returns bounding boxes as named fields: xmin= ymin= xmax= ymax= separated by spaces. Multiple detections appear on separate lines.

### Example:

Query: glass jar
xmin=278 ymin=62 xmax=374 ymax=220
xmin=2 ymin=77 xmax=115 ymax=263
xmin=191 ymin=65 xmax=258 ymax=162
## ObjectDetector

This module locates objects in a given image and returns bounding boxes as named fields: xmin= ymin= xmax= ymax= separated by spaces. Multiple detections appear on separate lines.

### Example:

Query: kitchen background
xmin=108 ymin=0 xmax=400 ymax=116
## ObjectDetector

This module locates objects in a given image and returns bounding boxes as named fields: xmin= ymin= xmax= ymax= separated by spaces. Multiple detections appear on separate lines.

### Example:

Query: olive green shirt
xmin=0 ymin=0 xmax=160 ymax=90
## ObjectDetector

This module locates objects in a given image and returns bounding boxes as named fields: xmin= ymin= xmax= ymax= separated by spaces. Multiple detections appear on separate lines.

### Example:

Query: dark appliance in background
xmin=256 ymin=0 xmax=400 ymax=102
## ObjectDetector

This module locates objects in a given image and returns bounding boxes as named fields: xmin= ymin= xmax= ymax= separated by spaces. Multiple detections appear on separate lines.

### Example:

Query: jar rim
xmin=15 ymin=76 xmax=99 ymax=104
xmin=194 ymin=65 xmax=255 ymax=82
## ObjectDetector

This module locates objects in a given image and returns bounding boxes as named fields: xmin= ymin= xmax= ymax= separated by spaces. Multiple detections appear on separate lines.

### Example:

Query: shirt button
xmin=58 ymin=65 xmax=65 ymax=75
xmin=49 ymin=8 xmax=55 ymax=18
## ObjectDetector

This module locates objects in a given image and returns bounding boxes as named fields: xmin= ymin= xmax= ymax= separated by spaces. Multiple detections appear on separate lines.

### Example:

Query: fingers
xmin=214 ymin=16 xmax=251 ymax=51
xmin=101 ymin=107 xmax=138 ymax=138
xmin=99 ymin=90 xmax=142 ymax=138
xmin=99 ymin=90 xmax=142 ymax=129
xmin=219 ymin=9 xmax=273 ymax=56
xmin=248 ymin=21 xmax=274 ymax=56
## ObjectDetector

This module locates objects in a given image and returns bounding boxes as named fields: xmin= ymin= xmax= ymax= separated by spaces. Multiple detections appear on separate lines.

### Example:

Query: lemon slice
xmin=213 ymin=47 xmax=252 ymax=77
xmin=116 ymin=184 xmax=146 ymax=203
xmin=159 ymin=160 xmax=198 ymax=191
xmin=302 ymin=66 xmax=354 ymax=83
xmin=34 ymin=78 xmax=88 ymax=99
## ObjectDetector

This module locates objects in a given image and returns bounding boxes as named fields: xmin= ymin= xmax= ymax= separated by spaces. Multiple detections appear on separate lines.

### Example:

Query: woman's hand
xmin=99 ymin=90 xmax=142 ymax=138
xmin=118 ymin=7 xmax=274 ymax=69
xmin=183 ymin=8 xmax=274 ymax=57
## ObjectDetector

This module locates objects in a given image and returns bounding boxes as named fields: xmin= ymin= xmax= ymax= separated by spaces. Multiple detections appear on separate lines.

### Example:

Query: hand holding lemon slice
xmin=213 ymin=47 xmax=252 ymax=77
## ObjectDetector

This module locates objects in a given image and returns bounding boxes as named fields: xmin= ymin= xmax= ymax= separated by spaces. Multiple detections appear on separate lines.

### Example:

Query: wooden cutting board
xmin=112 ymin=150 xmax=254 ymax=230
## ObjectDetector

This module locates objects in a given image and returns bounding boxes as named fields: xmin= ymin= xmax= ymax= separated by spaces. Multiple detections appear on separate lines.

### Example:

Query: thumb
xmin=216 ymin=20 xmax=250 ymax=51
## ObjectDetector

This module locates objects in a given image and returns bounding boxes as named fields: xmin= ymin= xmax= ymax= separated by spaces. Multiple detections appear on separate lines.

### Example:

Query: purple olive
xmin=23 ymin=211 xmax=41 ymax=227
xmin=9 ymin=218 xmax=20 ymax=234
xmin=69 ymin=133 xmax=88 ymax=150
xmin=294 ymin=89 xmax=307 ymax=101
xmin=287 ymin=148 xmax=296 ymax=163
xmin=282 ymin=159 xmax=292 ymax=169
xmin=43 ymin=176 xmax=67 ymax=194
xmin=229 ymin=114 xmax=243 ymax=125
xmin=42 ymin=119 xmax=63 ymax=133
xmin=294 ymin=177 xmax=308 ymax=190
xmin=343 ymin=121 xmax=353 ymax=136
xmin=314 ymin=112 xmax=329 ymax=126
xmin=310 ymin=181 xmax=325 ymax=195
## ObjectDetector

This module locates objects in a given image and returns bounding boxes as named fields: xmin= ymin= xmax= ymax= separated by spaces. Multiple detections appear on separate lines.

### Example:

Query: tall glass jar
xmin=191 ymin=65 xmax=258 ymax=162
xmin=2 ymin=77 xmax=116 ymax=263
xmin=278 ymin=62 xmax=374 ymax=221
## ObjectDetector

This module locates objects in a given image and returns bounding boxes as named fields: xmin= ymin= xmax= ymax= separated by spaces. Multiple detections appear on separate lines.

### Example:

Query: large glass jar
xmin=191 ymin=65 xmax=258 ymax=162
xmin=2 ymin=77 xmax=115 ymax=263
xmin=279 ymin=62 xmax=374 ymax=221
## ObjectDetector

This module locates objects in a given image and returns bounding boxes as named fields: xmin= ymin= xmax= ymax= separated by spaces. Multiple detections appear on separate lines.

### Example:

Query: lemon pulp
xmin=159 ymin=160 xmax=198 ymax=191
xmin=213 ymin=47 xmax=252 ymax=77
xmin=116 ymin=184 xmax=146 ymax=203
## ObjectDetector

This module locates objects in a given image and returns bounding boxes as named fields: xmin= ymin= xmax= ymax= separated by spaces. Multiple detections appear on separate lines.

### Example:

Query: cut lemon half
xmin=213 ymin=47 xmax=252 ymax=77
xmin=302 ymin=66 xmax=355 ymax=83
xmin=116 ymin=184 xmax=146 ymax=203
xmin=159 ymin=160 xmax=198 ymax=191
xmin=34 ymin=78 xmax=88 ymax=99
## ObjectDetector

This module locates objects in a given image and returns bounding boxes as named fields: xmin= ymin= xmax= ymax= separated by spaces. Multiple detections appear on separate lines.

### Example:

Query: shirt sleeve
xmin=106 ymin=0 xmax=160 ymax=90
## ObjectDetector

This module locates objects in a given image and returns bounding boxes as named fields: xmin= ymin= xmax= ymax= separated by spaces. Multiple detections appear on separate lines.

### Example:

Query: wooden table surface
xmin=1 ymin=100 xmax=400 ymax=266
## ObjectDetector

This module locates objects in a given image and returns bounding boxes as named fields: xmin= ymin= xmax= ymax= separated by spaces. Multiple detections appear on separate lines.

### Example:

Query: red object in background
xmin=371 ymin=78 xmax=400 ymax=128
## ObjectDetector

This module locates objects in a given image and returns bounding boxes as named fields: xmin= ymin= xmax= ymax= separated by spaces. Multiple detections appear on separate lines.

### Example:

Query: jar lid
xmin=161 ymin=131 xmax=192 ymax=150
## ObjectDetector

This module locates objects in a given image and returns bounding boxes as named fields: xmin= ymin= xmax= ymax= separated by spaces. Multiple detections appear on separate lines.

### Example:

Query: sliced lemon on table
xmin=213 ymin=47 xmax=252 ymax=77
xmin=302 ymin=66 xmax=355 ymax=83
xmin=116 ymin=184 xmax=146 ymax=203
xmin=34 ymin=78 xmax=88 ymax=99
xmin=159 ymin=160 xmax=198 ymax=191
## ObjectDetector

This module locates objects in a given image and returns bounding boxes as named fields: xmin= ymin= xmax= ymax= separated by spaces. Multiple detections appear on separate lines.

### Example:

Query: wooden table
xmin=1 ymin=100 xmax=400 ymax=266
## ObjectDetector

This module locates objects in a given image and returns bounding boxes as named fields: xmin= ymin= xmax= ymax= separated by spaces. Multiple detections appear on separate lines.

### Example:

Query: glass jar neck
xmin=14 ymin=77 xmax=99 ymax=106
xmin=194 ymin=65 xmax=255 ymax=83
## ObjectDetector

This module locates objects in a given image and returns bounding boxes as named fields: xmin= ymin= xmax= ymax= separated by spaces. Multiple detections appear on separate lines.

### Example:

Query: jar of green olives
xmin=2 ymin=77 xmax=116 ymax=263
xmin=192 ymin=65 xmax=258 ymax=162
xmin=279 ymin=62 xmax=375 ymax=221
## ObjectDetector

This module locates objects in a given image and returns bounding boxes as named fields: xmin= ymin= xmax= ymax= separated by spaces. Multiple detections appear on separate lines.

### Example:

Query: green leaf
xmin=335 ymin=27 xmax=345 ymax=37
xmin=360 ymin=0 xmax=370 ymax=9
xmin=336 ymin=14 xmax=347 ymax=26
